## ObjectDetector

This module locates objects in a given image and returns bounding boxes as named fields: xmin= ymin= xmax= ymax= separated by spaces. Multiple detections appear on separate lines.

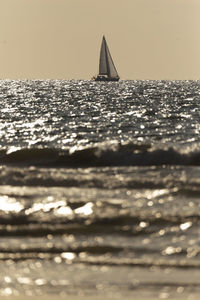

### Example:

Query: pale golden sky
xmin=0 ymin=0 xmax=200 ymax=80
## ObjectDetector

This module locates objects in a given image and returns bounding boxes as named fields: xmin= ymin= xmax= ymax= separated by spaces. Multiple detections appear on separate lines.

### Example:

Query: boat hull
xmin=94 ymin=76 xmax=119 ymax=82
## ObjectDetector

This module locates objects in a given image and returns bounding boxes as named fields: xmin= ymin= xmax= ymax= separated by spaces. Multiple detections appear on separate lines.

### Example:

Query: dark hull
xmin=94 ymin=76 xmax=119 ymax=82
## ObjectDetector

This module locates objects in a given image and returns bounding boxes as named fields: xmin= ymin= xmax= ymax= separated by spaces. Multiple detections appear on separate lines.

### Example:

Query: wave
xmin=0 ymin=210 xmax=199 ymax=236
xmin=0 ymin=143 xmax=200 ymax=167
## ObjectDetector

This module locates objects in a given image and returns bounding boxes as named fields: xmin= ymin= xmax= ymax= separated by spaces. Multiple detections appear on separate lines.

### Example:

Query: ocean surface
xmin=0 ymin=79 xmax=200 ymax=299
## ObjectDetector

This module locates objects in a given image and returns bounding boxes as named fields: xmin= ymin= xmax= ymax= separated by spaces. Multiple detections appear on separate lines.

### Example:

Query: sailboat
xmin=93 ymin=36 xmax=120 ymax=82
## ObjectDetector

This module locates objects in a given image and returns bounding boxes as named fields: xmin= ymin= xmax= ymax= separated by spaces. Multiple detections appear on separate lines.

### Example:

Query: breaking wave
xmin=1 ymin=142 xmax=200 ymax=167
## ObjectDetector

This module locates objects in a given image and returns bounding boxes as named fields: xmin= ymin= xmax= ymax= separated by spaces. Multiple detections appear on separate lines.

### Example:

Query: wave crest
xmin=1 ymin=143 xmax=200 ymax=167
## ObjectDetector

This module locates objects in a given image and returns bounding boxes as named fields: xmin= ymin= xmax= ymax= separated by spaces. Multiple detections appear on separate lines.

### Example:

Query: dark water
xmin=0 ymin=80 xmax=200 ymax=298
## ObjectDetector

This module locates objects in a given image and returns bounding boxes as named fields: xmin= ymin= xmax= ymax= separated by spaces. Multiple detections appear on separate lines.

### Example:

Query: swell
xmin=0 ymin=213 xmax=199 ymax=236
xmin=1 ymin=253 xmax=200 ymax=270
xmin=1 ymin=143 xmax=200 ymax=167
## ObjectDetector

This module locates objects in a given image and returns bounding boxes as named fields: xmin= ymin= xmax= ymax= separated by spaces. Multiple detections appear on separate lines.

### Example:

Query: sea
xmin=0 ymin=79 xmax=200 ymax=299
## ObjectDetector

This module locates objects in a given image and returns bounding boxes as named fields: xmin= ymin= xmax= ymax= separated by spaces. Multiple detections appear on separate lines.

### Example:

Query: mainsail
xmin=98 ymin=36 xmax=119 ymax=80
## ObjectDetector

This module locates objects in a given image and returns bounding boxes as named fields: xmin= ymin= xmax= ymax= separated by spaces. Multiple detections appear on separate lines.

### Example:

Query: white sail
xmin=106 ymin=44 xmax=119 ymax=78
xmin=99 ymin=36 xmax=119 ymax=79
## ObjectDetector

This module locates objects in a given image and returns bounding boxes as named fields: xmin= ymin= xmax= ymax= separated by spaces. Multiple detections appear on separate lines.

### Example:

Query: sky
xmin=0 ymin=0 xmax=200 ymax=80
